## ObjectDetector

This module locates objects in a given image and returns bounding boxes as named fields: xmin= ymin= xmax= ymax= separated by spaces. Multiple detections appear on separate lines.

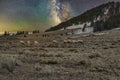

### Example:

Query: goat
xmin=52 ymin=40 xmax=58 ymax=43
xmin=27 ymin=41 xmax=30 ymax=44
xmin=34 ymin=41 xmax=39 ymax=44
xmin=20 ymin=41 xmax=25 ymax=44
xmin=64 ymin=39 xmax=83 ymax=44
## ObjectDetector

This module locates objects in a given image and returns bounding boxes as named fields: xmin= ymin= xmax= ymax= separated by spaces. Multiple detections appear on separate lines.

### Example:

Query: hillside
xmin=0 ymin=27 xmax=120 ymax=80
xmin=46 ymin=2 xmax=120 ymax=32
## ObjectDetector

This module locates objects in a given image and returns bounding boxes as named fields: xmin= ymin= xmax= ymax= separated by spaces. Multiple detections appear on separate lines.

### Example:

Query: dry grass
xmin=0 ymin=29 xmax=119 ymax=80
xmin=0 ymin=56 xmax=21 ymax=73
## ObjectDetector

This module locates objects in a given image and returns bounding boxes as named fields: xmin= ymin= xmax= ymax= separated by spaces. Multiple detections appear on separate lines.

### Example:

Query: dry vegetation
xmin=0 ymin=29 xmax=120 ymax=80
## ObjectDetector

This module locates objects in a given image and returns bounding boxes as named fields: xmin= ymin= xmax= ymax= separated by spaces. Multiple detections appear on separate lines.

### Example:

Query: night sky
xmin=0 ymin=0 xmax=119 ymax=33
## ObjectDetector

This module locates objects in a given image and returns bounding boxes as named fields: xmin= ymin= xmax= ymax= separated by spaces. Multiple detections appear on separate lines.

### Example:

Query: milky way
xmin=0 ymin=0 xmax=119 ymax=33
xmin=50 ymin=0 xmax=71 ymax=24
xmin=50 ymin=0 xmax=61 ymax=24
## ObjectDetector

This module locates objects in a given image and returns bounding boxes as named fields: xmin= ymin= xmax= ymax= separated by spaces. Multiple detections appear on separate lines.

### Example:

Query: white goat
xmin=34 ymin=41 xmax=39 ymax=44
xmin=20 ymin=41 xmax=25 ymax=44
xmin=27 ymin=41 xmax=30 ymax=44
xmin=64 ymin=39 xmax=83 ymax=43
xmin=52 ymin=40 xmax=58 ymax=43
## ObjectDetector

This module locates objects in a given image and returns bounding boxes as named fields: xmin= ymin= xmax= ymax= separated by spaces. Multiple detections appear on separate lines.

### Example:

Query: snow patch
xmin=72 ymin=27 xmax=93 ymax=35
xmin=66 ymin=22 xmax=91 ymax=29
xmin=97 ymin=16 xmax=101 ymax=21
xmin=67 ymin=24 xmax=84 ymax=29
xmin=104 ymin=8 xmax=109 ymax=15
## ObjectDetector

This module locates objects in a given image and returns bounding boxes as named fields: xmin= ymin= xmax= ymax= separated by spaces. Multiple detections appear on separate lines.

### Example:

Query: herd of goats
xmin=1 ymin=29 xmax=110 ymax=46
xmin=19 ymin=39 xmax=84 ymax=46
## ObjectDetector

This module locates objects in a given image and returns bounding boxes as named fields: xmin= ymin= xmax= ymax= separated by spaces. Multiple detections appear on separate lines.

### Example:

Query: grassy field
xmin=0 ymin=29 xmax=120 ymax=80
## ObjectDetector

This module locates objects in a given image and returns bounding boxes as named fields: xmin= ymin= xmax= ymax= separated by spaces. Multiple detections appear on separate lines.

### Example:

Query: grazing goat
xmin=77 ymin=40 xmax=84 ymax=43
xmin=27 ymin=41 xmax=30 ymax=44
xmin=34 ymin=41 xmax=39 ymax=44
xmin=64 ymin=39 xmax=83 ymax=43
xmin=93 ymin=33 xmax=105 ymax=36
xmin=20 ymin=41 xmax=25 ymax=44
xmin=52 ymin=40 xmax=58 ymax=43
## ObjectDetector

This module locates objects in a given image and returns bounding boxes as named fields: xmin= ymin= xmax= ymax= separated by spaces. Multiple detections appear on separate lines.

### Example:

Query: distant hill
xmin=46 ymin=2 xmax=120 ymax=32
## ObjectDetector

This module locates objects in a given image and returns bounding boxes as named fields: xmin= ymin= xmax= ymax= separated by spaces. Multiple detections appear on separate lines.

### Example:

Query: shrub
xmin=0 ymin=56 xmax=19 ymax=73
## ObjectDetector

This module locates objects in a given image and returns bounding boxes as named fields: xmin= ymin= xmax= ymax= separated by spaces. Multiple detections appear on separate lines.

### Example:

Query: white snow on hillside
xmin=71 ymin=27 xmax=93 ymax=35
xmin=104 ymin=8 xmax=109 ymax=15
xmin=66 ymin=22 xmax=91 ymax=29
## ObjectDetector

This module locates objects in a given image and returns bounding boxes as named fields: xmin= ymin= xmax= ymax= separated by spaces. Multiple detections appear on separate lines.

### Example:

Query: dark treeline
xmin=94 ymin=14 xmax=120 ymax=32
xmin=3 ymin=30 xmax=40 ymax=36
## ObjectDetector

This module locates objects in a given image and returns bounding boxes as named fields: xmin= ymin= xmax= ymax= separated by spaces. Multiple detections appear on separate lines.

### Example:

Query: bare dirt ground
xmin=0 ymin=29 xmax=120 ymax=80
